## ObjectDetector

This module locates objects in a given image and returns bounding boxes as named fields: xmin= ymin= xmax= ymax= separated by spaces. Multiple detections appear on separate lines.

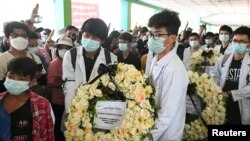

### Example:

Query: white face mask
xmin=10 ymin=37 xmax=28 ymax=51
xmin=58 ymin=49 xmax=67 ymax=59
xmin=28 ymin=46 xmax=39 ymax=54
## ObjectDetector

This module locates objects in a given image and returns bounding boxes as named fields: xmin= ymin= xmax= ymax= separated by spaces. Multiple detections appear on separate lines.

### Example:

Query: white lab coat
xmin=215 ymin=53 xmax=250 ymax=124
xmin=62 ymin=46 xmax=117 ymax=113
xmin=213 ymin=43 xmax=233 ymax=55
xmin=148 ymin=49 xmax=188 ymax=141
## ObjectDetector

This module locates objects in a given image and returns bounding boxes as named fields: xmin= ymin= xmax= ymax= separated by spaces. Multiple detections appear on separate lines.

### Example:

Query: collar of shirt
xmin=152 ymin=49 xmax=176 ymax=68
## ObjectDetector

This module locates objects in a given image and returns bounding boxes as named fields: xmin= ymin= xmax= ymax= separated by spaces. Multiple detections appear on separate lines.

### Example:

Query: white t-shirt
xmin=0 ymin=51 xmax=46 ymax=80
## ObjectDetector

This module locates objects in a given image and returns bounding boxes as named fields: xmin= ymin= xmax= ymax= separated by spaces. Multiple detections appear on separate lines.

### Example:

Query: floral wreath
xmin=189 ymin=48 xmax=220 ymax=73
xmin=183 ymin=71 xmax=226 ymax=141
xmin=64 ymin=63 xmax=157 ymax=141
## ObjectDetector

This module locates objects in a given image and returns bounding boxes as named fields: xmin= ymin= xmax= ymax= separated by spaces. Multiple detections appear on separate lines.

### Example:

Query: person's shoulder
xmin=0 ymin=51 xmax=11 ymax=58
xmin=30 ymin=91 xmax=50 ymax=108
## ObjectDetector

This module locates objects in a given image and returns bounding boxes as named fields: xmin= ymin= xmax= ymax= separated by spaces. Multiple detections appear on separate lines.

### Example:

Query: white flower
xmin=65 ymin=63 xmax=157 ymax=140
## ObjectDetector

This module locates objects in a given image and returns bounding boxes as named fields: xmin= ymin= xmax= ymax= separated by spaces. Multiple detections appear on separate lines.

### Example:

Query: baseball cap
xmin=54 ymin=36 xmax=73 ymax=47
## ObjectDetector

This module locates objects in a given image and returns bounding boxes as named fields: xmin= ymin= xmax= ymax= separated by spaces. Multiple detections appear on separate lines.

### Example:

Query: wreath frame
xmin=183 ymin=71 xmax=226 ymax=141
xmin=64 ymin=63 xmax=158 ymax=141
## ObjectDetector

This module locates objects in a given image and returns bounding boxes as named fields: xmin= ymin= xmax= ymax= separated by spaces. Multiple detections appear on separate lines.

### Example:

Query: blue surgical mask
xmin=189 ymin=41 xmax=199 ymax=48
xmin=232 ymin=42 xmax=248 ymax=54
xmin=131 ymin=42 xmax=137 ymax=48
xmin=81 ymin=38 xmax=100 ymax=52
xmin=205 ymin=39 xmax=213 ymax=45
xmin=219 ymin=35 xmax=230 ymax=43
xmin=4 ymin=78 xmax=29 ymax=96
xmin=148 ymin=37 xmax=165 ymax=53
xmin=28 ymin=47 xmax=39 ymax=54
xmin=119 ymin=43 xmax=128 ymax=52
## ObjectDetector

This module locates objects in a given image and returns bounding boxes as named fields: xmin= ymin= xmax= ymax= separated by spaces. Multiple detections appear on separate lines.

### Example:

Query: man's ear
xmin=29 ymin=77 xmax=37 ymax=86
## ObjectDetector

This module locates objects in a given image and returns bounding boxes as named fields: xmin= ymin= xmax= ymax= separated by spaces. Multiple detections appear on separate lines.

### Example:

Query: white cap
xmin=54 ymin=36 xmax=73 ymax=47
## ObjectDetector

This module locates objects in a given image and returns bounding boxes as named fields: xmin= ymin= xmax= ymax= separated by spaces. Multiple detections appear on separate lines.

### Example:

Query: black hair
xmin=119 ymin=32 xmax=132 ymax=43
xmin=65 ymin=25 xmax=78 ymax=32
xmin=219 ymin=25 xmax=233 ymax=35
xmin=28 ymin=31 xmax=39 ymax=39
xmin=4 ymin=21 xmax=30 ymax=38
xmin=148 ymin=10 xmax=181 ymax=35
xmin=102 ymin=37 xmax=113 ymax=50
xmin=233 ymin=26 xmax=250 ymax=40
xmin=140 ymin=26 xmax=148 ymax=34
xmin=76 ymin=30 xmax=83 ymax=45
xmin=7 ymin=57 xmax=37 ymax=79
xmin=44 ymin=28 xmax=51 ymax=35
xmin=205 ymin=32 xmax=215 ymax=38
xmin=189 ymin=32 xmax=200 ymax=39
xmin=109 ymin=30 xmax=120 ymax=38
xmin=81 ymin=18 xmax=108 ymax=41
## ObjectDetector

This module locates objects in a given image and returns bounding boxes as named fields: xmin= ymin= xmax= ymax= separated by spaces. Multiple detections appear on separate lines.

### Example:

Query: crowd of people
xmin=0 ymin=5 xmax=250 ymax=141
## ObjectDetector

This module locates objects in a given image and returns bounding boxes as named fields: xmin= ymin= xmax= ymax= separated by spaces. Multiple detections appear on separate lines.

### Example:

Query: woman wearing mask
xmin=47 ymin=36 xmax=73 ymax=141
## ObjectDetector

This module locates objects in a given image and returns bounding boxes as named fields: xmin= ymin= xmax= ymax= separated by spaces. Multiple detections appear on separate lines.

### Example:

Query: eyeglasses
xmin=232 ymin=39 xmax=249 ymax=44
xmin=10 ymin=33 xmax=27 ymax=38
xmin=149 ymin=32 xmax=169 ymax=40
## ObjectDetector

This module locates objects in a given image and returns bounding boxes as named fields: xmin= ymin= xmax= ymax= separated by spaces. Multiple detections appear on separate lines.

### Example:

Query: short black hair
xmin=7 ymin=57 xmax=37 ymax=79
xmin=28 ymin=31 xmax=39 ymax=39
xmin=65 ymin=25 xmax=78 ymax=32
xmin=233 ymin=26 xmax=250 ymax=40
xmin=205 ymin=32 xmax=215 ymax=38
xmin=4 ymin=21 xmax=30 ymax=38
xmin=81 ymin=18 xmax=108 ymax=41
xmin=119 ymin=32 xmax=132 ymax=42
xmin=219 ymin=25 xmax=233 ymax=35
xmin=140 ymin=26 xmax=148 ymax=34
xmin=109 ymin=30 xmax=120 ymax=39
xmin=148 ymin=10 xmax=181 ymax=35
xmin=189 ymin=32 xmax=200 ymax=39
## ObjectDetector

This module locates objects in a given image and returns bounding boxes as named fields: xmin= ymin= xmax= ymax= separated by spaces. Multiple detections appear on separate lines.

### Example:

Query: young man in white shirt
xmin=214 ymin=25 xmax=233 ymax=55
xmin=215 ymin=26 xmax=250 ymax=125
xmin=146 ymin=10 xmax=188 ymax=141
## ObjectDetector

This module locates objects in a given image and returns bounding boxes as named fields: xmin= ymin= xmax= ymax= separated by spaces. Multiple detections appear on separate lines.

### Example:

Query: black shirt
xmin=11 ymin=99 xmax=32 ymax=141
xmin=83 ymin=48 xmax=100 ymax=82
xmin=220 ymin=44 xmax=229 ymax=55
xmin=222 ymin=58 xmax=242 ymax=124
xmin=118 ymin=52 xmax=141 ymax=70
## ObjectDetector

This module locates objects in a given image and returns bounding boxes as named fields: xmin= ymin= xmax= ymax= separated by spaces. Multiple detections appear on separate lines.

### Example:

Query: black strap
xmin=70 ymin=47 xmax=77 ymax=70
xmin=176 ymin=44 xmax=185 ymax=61
xmin=188 ymin=94 xmax=208 ymax=128
xmin=104 ymin=48 xmax=111 ymax=64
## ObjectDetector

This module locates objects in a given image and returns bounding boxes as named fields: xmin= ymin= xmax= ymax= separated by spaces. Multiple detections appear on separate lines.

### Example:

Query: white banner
xmin=94 ymin=101 xmax=126 ymax=130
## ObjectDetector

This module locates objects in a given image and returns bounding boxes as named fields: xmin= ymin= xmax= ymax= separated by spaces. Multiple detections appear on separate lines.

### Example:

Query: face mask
xmin=148 ymin=37 xmax=165 ymax=53
xmin=219 ymin=35 xmax=230 ymax=43
xmin=4 ymin=78 xmax=29 ymax=96
xmin=119 ymin=43 xmax=128 ymax=52
xmin=189 ymin=41 xmax=199 ymax=48
xmin=81 ymin=38 xmax=100 ymax=52
xmin=232 ymin=42 xmax=248 ymax=54
xmin=58 ymin=49 xmax=67 ymax=58
xmin=10 ymin=37 xmax=28 ymax=51
xmin=28 ymin=47 xmax=39 ymax=54
xmin=41 ymin=35 xmax=48 ymax=42
xmin=205 ymin=39 xmax=213 ymax=45
xmin=131 ymin=42 xmax=137 ymax=48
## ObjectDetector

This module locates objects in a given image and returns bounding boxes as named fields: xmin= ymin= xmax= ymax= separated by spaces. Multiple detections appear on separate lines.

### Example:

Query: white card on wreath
xmin=94 ymin=101 xmax=127 ymax=130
